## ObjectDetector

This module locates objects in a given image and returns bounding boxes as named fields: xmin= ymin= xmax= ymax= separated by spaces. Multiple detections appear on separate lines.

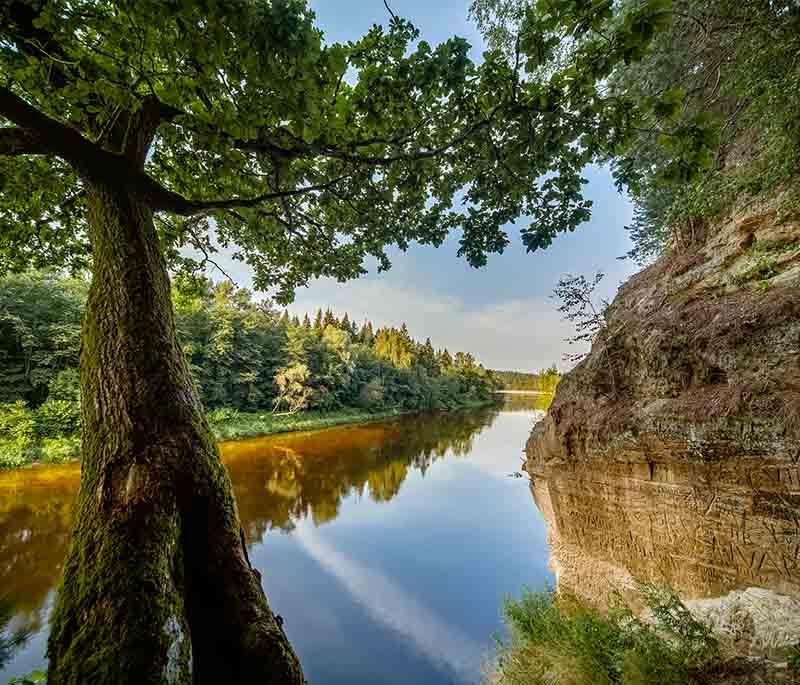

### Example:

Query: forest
xmin=491 ymin=368 xmax=560 ymax=393
xmin=0 ymin=270 xmax=500 ymax=468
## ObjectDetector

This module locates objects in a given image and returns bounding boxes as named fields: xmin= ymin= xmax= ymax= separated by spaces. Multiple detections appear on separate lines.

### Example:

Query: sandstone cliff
xmin=525 ymin=191 xmax=800 ymax=667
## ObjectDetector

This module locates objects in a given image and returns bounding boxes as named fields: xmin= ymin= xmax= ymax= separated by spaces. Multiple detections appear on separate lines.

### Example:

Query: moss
xmin=729 ymin=256 xmax=779 ymax=286
xmin=47 ymin=181 xmax=304 ymax=683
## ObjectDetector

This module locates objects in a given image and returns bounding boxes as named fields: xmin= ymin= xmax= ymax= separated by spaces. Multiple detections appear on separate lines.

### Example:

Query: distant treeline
xmin=491 ymin=367 xmax=560 ymax=393
xmin=0 ymin=271 xmax=500 ymax=466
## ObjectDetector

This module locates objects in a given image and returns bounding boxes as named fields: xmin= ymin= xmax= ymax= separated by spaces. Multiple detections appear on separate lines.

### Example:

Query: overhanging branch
xmin=161 ymin=98 xmax=500 ymax=167
xmin=0 ymin=127 xmax=49 ymax=155
xmin=153 ymin=175 xmax=354 ymax=216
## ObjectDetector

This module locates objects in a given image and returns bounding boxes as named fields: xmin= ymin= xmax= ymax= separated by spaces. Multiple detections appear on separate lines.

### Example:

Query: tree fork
xmin=46 ymin=180 xmax=304 ymax=684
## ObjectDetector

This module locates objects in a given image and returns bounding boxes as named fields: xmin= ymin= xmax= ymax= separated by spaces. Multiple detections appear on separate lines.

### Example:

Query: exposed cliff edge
xmin=525 ymin=192 xmax=800 ymax=672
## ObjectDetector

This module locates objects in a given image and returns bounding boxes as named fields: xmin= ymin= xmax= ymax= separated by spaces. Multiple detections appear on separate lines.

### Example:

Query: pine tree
xmin=313 ymin=309 xmax=324 ymax=334
xmin=292 ymin=315 xmax=301 ymax=327
xmin=323 ymin=308 xmax=337 ymax=328
xmin=302 ymin=314 xmax=311 ymax=330
xmin=280 ymin=310 xmax=290 ymax=327
xmin=358 ymin=321 xmax=374 ymax=345
xmin=420 ymin=337 xmax=437 ymax=375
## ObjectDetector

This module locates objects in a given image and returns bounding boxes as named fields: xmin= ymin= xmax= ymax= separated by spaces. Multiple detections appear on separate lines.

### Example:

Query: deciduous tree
xmin=0 ymin=0 xmax=674 ymax=681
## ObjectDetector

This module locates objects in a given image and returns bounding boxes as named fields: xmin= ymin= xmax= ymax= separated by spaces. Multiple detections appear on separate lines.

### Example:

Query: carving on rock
xmin=525 ymin=196 xmax=800 ymax=658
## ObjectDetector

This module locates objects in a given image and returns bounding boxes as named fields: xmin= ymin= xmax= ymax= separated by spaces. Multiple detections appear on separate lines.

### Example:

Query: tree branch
xmin=0 ymin=86 xmax=357 ymax=216
xmin=160 ymin=98 xmax=500 ymax=167
xmin=157 ymin=175 xmax=354 ymax=216
xmin=0 ymin=127 xmax=49 ymax=155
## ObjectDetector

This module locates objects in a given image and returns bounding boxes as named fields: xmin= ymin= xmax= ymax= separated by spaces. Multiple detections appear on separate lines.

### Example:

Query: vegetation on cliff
xmin=473 ymin=0 xmax=800 ymax=263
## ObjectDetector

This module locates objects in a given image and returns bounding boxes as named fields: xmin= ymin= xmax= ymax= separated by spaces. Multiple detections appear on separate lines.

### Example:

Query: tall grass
xmin=489 ymin=587 xmax=722 ymax=685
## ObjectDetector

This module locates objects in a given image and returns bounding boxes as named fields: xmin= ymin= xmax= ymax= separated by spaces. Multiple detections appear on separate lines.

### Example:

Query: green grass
xmin=209 ymin=407 xmax=409 ymax=442
xmin=0 ymin=399 xmax=496 ymax=468
xmin=488 ymin=587 xmax=722 ymax=685
xmin=209 ymin=399 xmax=495 ymax=442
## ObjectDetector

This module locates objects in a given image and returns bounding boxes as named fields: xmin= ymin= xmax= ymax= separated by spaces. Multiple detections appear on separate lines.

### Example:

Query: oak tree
xmin=0 ymin=0 xmax=672 ymax=681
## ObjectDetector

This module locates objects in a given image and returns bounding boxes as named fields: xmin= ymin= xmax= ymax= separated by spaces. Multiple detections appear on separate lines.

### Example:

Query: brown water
xmin=0 ymin=395 xmax=553 ymax=683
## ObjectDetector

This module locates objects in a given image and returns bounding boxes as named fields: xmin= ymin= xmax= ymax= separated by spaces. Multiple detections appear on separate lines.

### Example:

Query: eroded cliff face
xmin=525 ymin=192 xmax=800 ymax=662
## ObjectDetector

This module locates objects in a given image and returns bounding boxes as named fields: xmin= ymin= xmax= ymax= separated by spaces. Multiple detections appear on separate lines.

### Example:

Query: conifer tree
xmin=340 ymin=312 xmax=352 ymax=335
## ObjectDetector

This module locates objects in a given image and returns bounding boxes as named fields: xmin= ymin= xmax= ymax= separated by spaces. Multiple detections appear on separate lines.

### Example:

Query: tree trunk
xmin=46 ymin=180 xmax=304 ymax=684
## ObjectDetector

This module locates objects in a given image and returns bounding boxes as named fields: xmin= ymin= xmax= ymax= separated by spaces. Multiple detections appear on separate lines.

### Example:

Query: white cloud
xmin=293 ymin=520 xmax=486 ymax=680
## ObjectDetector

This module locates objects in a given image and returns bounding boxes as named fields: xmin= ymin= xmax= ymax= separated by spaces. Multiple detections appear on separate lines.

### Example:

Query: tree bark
xmin=46 ymin=180 xmax=304 ymax=684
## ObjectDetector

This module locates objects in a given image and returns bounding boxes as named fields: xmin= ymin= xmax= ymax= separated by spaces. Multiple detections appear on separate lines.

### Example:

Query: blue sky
xmin=219 ymin=0 xmax=638 ymax=373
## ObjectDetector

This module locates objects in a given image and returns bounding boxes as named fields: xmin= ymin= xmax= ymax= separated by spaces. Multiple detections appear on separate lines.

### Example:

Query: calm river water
xmin=0 ymin=394 xmax=553 ymax=683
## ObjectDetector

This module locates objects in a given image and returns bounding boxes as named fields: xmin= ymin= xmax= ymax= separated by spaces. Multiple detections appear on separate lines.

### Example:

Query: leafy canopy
xmin=2 ymin=0 xmax=675 ymax=301
xmin=472 ymin=0 xmax=800 ymax=263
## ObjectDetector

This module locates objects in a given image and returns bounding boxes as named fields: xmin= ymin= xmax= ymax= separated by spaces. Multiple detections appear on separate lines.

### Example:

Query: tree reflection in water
xmin=221 ymin=408 xmax=499 ymax=540
xmin=0 ymin=408 xmax=499 ymax=636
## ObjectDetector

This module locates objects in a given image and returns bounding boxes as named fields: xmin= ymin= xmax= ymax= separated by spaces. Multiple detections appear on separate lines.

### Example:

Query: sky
xmin=213 ymin=0 xmax=638 ymax=373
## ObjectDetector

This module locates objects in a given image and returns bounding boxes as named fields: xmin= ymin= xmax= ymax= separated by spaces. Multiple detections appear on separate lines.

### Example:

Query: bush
xmin=357 ymin=378 xmax=385 ymax=410
xmin=489 ymin=587 xmax=720 ymax=685
xmin=47 ymin=368 xmax=80 ymax=402
xmin=37 ymin=436 xmax=81 ymax=464
xmin=206 ymin=407 xmax=241 ymax=425
xmin=34 ymin=400 xmax=80 ymax=438
xmin=0 ymin=401 xmax=35 ymax=468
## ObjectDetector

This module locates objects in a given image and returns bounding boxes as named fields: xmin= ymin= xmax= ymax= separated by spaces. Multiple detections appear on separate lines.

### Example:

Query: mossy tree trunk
xmin=45 ymin=179 xmax=304 ymax=684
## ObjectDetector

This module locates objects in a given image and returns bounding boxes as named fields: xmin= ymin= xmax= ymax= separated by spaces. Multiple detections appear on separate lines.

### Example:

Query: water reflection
xmin=0 ymin=399 xmax=554 ymax=682
xmin=222 ymin=407 xmax=498 ymax=538
xmin=493 ymin=391 xmax=553 ymax=413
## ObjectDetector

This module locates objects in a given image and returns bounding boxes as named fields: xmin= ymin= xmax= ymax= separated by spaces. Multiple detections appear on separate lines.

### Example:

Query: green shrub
xmin=0 ymin=402 xmax=35 ymax=468
xmin=34 ymin=400 xmax=80 ymax=438
xmin=490 ymin=587 xmax=720 ymax=685
xmin=47 ymin=368 xmax=81 ymax=402
xmin=207 ymin=407 xmax=241 ymax=425
xmin=37 ymin=436 xmax=81 ymax=464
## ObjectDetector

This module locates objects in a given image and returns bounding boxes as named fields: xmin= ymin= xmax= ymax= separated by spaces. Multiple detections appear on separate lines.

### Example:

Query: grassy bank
xmin=489 ymin=587 xmax=800 ymax=685
xmin=209 ymin=398 xmax=495 ymax=442
xmin=0 ymin=399 xmax=497 ymax=469
xmin=490 ymin=587 xmax=722 ymax=685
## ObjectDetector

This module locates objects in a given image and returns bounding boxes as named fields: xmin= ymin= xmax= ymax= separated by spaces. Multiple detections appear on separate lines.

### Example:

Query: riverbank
xmin=489 ymin=587 xmax=799 ymax=685
xmin=523 ymin=190 xmax=800 ymax=680
xmin=209 ymin=399 xmax=496 ymax=442
xmin=0 ymin=398 xmax=498 ymax=470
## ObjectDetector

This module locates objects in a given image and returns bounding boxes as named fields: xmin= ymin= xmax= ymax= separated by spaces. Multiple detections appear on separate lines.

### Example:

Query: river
xmin=0 ymin=394 xmax=553 ymax=683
